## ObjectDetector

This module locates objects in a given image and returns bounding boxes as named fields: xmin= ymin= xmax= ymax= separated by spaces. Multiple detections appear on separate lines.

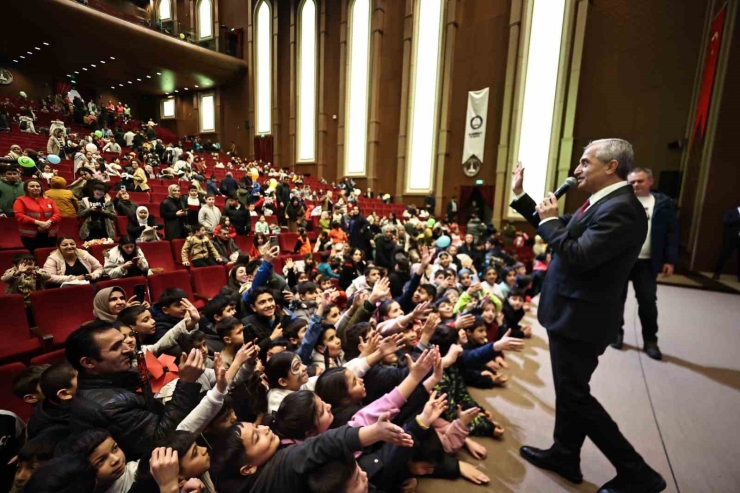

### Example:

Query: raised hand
xmin=373 ymin=412 xmax=414 ymax=448
xmin=407 ymin=349 xmax=434 ymax=381
xmin=418 ymin=390 xmax=448 ymax=427
xmin=512 ymin=161 xmax=524 ymax=195
xmin=493 ymin=328 xmax=525 ymax=352
xmin=263 ymin=245 xmax=280 ymax=262
xmin=442 ymin=343 xmax=463 ymax=367
xmin=181 ymin=298 xmax=200 ymax=325
xmin=269 ymin=323 xmax=283 ymax=341
xmin=454 ymin=314 xmax=476 ymax=331
xmin=456 ymin=405 xmax=481 ymax=427
xmin=178 ymin=348 xmax=205 ymax=383
xmin=378 ymin=334 xmax=403 ymax=357
xmin=213 ymin=352 xmax=228 ymax=393
xmin=359 ymin=332 xmax=381 ymax=358
xmin=149 ymin=447 xmax=180 ymax=493
xmin=369 ymin=276 xmax=391 ymax=304
xmin=411 ymin=301 xmax=431 ymax=320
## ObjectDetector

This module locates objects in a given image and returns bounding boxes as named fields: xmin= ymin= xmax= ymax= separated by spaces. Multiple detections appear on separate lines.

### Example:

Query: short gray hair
xmin=587 ymin=138 xmax=634 ymax=179
xmin=629 ymin=167 xmax=653 ymax=179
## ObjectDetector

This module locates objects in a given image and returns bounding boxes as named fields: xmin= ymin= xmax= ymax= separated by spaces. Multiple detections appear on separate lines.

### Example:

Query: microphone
xmin=532 ymin=176 xmax=578 ymax=218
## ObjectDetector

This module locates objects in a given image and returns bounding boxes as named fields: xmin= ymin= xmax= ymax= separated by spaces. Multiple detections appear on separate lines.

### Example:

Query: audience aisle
xmin=418 ymin=285 xmax=739 ymax=493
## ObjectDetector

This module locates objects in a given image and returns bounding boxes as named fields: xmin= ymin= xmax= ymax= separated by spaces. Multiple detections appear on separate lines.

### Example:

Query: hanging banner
xmin=692 ymin=6 xmax=726 ymax=143
xmin=462 ymin=88 xmax=490 ymax=168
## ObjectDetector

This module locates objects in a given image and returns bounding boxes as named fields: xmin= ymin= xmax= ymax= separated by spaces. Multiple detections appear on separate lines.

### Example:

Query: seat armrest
xmin=30 ymin=326 xmax=54 ymax=352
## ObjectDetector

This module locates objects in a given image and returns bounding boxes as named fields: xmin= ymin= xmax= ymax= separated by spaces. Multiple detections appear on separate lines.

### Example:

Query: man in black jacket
xmin=510 ymin=140 xmax=665 ymax=493
xmin=612 ymin=168 xmax=680 ymax=359
xmin=424 ymin=190 xmax=436 ymax=215
xmin=275 ymin=175 xmax=292 ymax=226
xmin=223 ymin=196 xmax=251 ymax=235
xmin=65 ymin=320 xmax=204 ymax=460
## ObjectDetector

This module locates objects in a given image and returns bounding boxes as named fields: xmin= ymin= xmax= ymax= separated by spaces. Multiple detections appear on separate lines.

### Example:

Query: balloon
xmin=19 ymin=91 xmax=27 ymax=98
xmin=47 ymin=154 xmax=61 ymax=164
xmin=436 ymin=235 xmax=451 ymax=249
xmin=94 ymin=130 xmax=103 ymax=138
xmin=18 ymin=156 xmax=35 ymax=168
xmin=427 ymin=218 xmax=436 ymax=228
xmin=85 ymin=143 xmax=98 ymax=153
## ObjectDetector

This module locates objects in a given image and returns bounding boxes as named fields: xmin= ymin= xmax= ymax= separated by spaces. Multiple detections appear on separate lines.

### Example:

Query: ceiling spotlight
xmin=194 ymin=85 xmax=199 ymax=88
xmin=82 ymin=68 xmax=88 ymax=71
xmin=91 ymin=64 xmax=96 ymax=67
xmin=110 ymin=56 xmax=115 ymax=60
xmin=165 ymin=93 xmax=169 ymax=95
xmin=137 ymin=78 xmax=141 ymax=81
xmin=43 ymin=42 xmax=49 ymax=46
xmin=128 ymin=81 xmax=132 ymax=84
xmin=156 ymin=72 xmax=162 ymax=76
xmin=100 ymin=60 xmax=106 ymax=64
xmin=119 ymin=83 xmax=124 ymax=87
xmin=13 ymin=59 xmax=18 ymax=63
xmin=19 ymin=56 xmax=25 ymax=59
xmin=184 ymin=88 xmax=188 ymax=91
xmin=67 ymin=74 xmax=72 ymax=77
xmin=111 ymin=86 xmax=115 ymax=89
xmin=74 ymin=71 xmax=79 ymax=74
xmin=146 ymin=75 xmax=151 ymax=79
xmin=27 ymin=51 xmax=33 ymax=55
xmin=35 ymin=47 xmax=41 ymax=51
xmin=174 ymin=90 xmax=179 ymax=93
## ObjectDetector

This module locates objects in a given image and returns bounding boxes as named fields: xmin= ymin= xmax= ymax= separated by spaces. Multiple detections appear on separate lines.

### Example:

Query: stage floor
xmin=418 ymin=284 xmax=740 ymax=492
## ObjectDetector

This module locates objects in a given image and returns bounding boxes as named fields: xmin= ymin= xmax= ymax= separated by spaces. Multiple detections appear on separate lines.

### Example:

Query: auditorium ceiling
xmin=1 ymin=0 xmax=247 ymax=96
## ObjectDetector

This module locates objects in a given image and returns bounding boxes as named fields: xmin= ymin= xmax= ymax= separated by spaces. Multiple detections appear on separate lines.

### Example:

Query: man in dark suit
xmin=511 ymin=139 xmax=666 ymax=493
xmin=612 ymin=167 xmax=680 ymax=359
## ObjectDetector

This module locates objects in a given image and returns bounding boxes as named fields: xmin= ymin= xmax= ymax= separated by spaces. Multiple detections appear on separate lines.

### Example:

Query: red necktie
xmin=577 ymin=199 xmax=590 ymax=216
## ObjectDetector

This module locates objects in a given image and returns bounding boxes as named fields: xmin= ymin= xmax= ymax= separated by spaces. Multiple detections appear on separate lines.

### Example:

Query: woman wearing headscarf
xmin=181 ymin=184 xmax=205 ymax=231
xmin=13 ymin=178 xmax=61 ymax=252
xmin=285 ymin=196 xmax=305 ymax=233
xmin=160 ymin=184 xmax=188 ymax=240
xmin=43 ymin=236 xmax=103 ymax=285
xmin=104 ymin=236 xmax=151 ymax=279
xmin=127 ymin=206 xmax=163 ymax=240
xmin=92 ymin=286 xmax=128 ymax=322
xmin=47 ymin=128 xmax=66 ymax=158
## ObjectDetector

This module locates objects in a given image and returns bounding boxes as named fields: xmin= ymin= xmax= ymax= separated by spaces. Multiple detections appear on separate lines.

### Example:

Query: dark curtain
xmin=458 ymin=185 xmax=494 ymax=225
xmin=55 ymin=81 xmax=73 ymax=97
xmin=254 ymin=134 xmax=274 ymax=163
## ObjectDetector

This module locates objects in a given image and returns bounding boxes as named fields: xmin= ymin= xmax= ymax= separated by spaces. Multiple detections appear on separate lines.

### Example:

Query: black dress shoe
xmin=597 ymin=467 xmax=666 ymax=493
xmin=644 ymin=342 xmax=663 ymax=360
xmin=610 ymin=333 xmax=624 ymax=350
xmin=519 ymin=446 xmax=583 ymax=484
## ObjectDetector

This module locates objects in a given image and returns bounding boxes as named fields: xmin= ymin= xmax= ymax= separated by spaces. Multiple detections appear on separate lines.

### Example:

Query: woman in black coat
xmin=339 ymin=248 xmax=366 ymax=290
xmin=159 ymin=184 xmax=188 ymax=240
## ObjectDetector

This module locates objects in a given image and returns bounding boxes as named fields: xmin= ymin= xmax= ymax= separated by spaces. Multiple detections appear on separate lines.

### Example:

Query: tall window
xmin=515 ymin=0 xmax=567 ymax=202
xmin=197 ymin=0 xmax=213 ymax=40
xmin=297 ymin=0 xmax=317 ymax=162
xmin=161 ymin=98 xmax=175 ymax=119
xmin=255 ymin=0 xmax=272 ymax=135
xmin=199 ymin=93 xmax=215 ymax=133
xmin=344 ymin=0 xmax=371 ymax=176
xmin=406 ymin=0 xmax=444 ymax=192
xmin=158 ymin=0 xmax=172 ymax=21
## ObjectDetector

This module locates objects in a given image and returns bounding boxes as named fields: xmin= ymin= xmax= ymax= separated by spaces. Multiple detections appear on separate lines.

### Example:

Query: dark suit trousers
xmin=714 ymin=234 xmax=740 ymax=278
xmin=619 ymin=259 xmax=659 ymax=343
xmin=549 ymin=332 xmax=645 ymax=474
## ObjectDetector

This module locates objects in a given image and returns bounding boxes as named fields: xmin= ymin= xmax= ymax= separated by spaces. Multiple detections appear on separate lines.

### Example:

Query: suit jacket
xmin=511 ymin=184 xmax=646 ymax=345
xmin=647 ymin=192 xmax=680 ymax=274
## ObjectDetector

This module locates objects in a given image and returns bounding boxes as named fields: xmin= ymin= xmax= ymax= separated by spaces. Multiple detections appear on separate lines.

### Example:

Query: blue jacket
xmin=647 ymin=192 xmax=679 ymax=274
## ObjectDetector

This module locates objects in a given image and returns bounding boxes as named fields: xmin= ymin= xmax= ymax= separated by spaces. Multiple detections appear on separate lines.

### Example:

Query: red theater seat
xmin=0 ymin=218 xmax=24 ymax=249
xmin=30 ymin=349 xmax=66 ymax=367
xmin=95 ymin=276 xmax=150 ymax=303
xmin=0 ymin=295 xmax=47 ymax=363
xmin=137 ymin=241 xmax=177 ymax=272
xmin=148 ymin=271 xmax=204 ymax=310
xmin=278 ymin=233 xmax=298 ymax=252
xmin=191 ymin=265 xmax=228 ymax=300
xmin=30 ymin=284 xmax=96 ymax=346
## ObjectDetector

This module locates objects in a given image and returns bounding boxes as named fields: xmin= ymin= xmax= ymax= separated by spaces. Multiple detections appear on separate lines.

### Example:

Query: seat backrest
xmin=137 ymin=241 xmax=176 ymax=272
xmin=116 ymin=216 xmax=129 ymax=236
xmin=0 ymin=362 xmax=31 ymax=422
xmin=29 ymin=348 xmax=66 ymax=366
xmin=148 ymin=271 xmax=196 ymax=304
xmin=0 ymin=294 xmax=32 ymax=341
xmin=171 ymin=239 xmax=187 ymax=266
xmin=58 ymin=217 xmax=82 ymax=243
xmin=127 ymin=192 xmax=151 ymax=204
xmin=233 ymin=235 xmax=254 ymax=252
xmin=95 ymin=276 xmax=150 ymax=303
xmin=30 ymin=284 xmax=96 ymax=346
xmin=140 ymin=203 xmax=162 ymax=219
xmin=278 ymin=232 xmax=299 ymax=252
xmin=34 ymin=247 xmax=57 ymax=268
xmin=0 ymin=218 xmax=24 ymax=249
xmin=0 ymin=249 xmax=30 ymax=272
xmin=191 ymin=265 xmax=228 ymax=299
xmin=88 ymin=243 xmax=118 ymax=265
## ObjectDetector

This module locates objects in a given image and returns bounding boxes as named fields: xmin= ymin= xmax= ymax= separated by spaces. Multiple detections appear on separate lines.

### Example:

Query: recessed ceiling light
xmin=13 ymin=59 xmax=18 ymax=63
xmin=194 ymin=85 xmax=199 ymax=88
xmin=91 ymin=64 xmax=96 ymax=67
xmin=128 ymin=81 xmax=132 ymax=84
xmin=67 ymin=74 xmax=72 ymax=77
xmin=110 ymin=56 xmax=115 ymax=60
xmin=174 ymin=90 xmax=179 ymax=93
xmin=119 ymin=84 xmax=124 ymax=87
xmin=111 ymin=86 xmax=115 ymax=89
xmin=74 ymin=71 xmax=79 ymax=74
xmin=19 ymin=56 xmax=25 ymax=59
xmin=156 ymin=72 xmax=162 ymax=75
xmin=137 ymin=78 xmax=141 ymax=81
xmin=82 ymin=68 xmax=88 ymax=71
xmin=27 ymin=51 xmax=33 ymax=55
xmin=100 ymin=60 xmax=105 ymax=64
xmin=165 ymin=93 xmax=169 ymax=95
xmin=43 ymin=42 xmax=49 ymax=46
xmin=146 ymin=75 xmax=151 ymax=79
xmin=35 ymin=47 xmax=41 ymax=51
xmin=184 ymin=88 xmax=188 ymax=91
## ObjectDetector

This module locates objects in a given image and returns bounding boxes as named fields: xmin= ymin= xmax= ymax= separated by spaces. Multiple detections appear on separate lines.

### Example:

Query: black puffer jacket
xmin=70 ymin=371 xmax=201 ymax=460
